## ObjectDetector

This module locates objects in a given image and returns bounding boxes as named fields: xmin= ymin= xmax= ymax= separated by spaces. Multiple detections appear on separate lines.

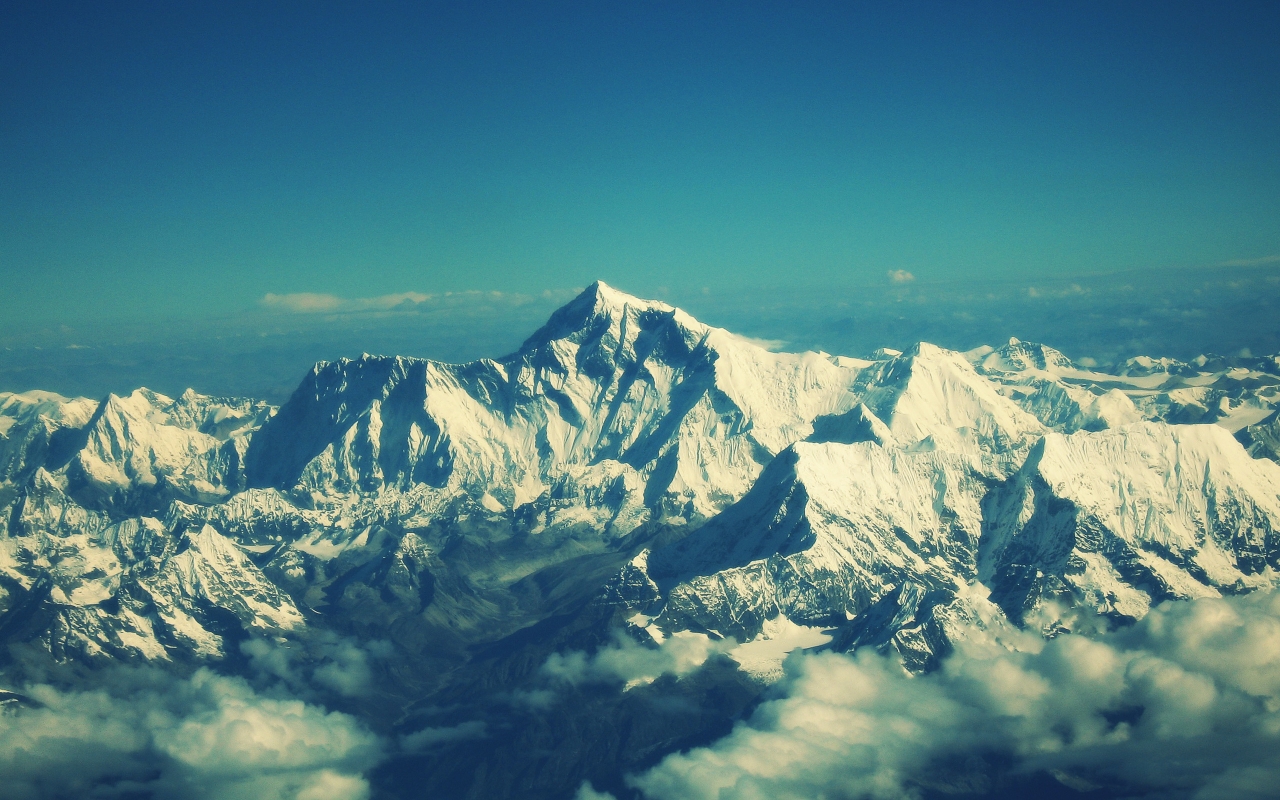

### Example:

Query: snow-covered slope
xmin=0 ymin=390 xmax=98 ymax=485
xmin=613 ymin=340 xmax=1280 ymax=673
xmin=0 ymin=387 xmax=282 ymax=661
xmin=981 ymin=422 xmax=1280 ymax=626
xmin=643 ymin=441 xmax=987 ymax=645
xmin=970 ymin=337 xmax=1280 ymax=437
xmin=846 ymin=342 xmax=1044 ymax=473
xmin=68 ymin=389 xmax=244 ymax=506
xmin=625 ymin=417 xmax=1280 ymax=672
xmin=0 ymin=387 xmax=272 ymax=509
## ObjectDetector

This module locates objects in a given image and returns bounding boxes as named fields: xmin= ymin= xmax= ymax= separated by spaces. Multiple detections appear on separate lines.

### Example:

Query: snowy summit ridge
xmin=244 ymin=280 xmax=863 ymax=517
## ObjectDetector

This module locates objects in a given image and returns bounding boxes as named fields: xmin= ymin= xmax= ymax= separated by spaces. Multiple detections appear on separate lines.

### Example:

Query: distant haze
xmin=3 ymin=264 xmax=1278 ymax=403
xmin=3 ymin=3 xmax=1279 ymax=328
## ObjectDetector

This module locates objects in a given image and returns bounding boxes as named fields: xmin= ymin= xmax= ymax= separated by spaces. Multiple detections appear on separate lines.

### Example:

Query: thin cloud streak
xmin=261 ymin=292 xmax=432 ymax=314
xmin=1219 ymin=255 xmax=1280 ymax=268
xmin=258 ymin=289 xmax=580 ymax=315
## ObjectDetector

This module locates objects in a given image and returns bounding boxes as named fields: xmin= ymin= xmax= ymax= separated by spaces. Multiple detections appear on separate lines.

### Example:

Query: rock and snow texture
xmin=630 ymin=419 xmax=1280 ymax=675
xmin=0 ymin=388 xmax=287 ymax=661
xmin=2 ymin=282 xmax=1280 ymax=673
xmin=0 ymin=387 xmax=270 ymax=509
xmin=981 ymin=422 xmax=1280 ymax=626
xmin=850 ymin=343 xmax=1045 ymax=469
xmin=646 ymin=442 xmax=987 ymax=643
xmin=614 ymin=337 xmax=1280 ymax=673
xmin=970 ymin=337 xmax=1280 ymax=440
xmin=0 ymin=470 xmax=300 ymax=661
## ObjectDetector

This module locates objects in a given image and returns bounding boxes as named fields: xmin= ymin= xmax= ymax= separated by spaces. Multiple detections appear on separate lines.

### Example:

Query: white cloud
xmin=1027 ymin=283 xmax=1089 ymax=300
xmin=400 ymin=720 xmax=488 ymax=752
xmin=576 ymin=781 xmax=620 ymax=800
xmin=262 ymin=292 xmax=346 ymax=313
xmin=633 ymin=590 xmax=1280 ymax=800
xmin=0 ymin=667 xmax=382 ymax=800
xmin=887 ymin=270 xmax=915 ymax=284
xmin=159 ymin=673 xmax=373 ymax=776
xmin=241 ymin=633 xmax=392 ymax=698
xmin=311 ymin=640 xmax=375 ymax=697
xmin=296 ymin=770 xmax=372 ymax=800
xmin=730 ymin=333 xmax=789 ymax=352
xmin=261 ymin=291 xmax=432 ymax=314
xmin=542 ymin=630 xmax=734 ymax=689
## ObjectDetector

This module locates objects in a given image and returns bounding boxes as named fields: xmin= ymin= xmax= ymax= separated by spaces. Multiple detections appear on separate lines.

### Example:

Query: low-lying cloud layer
xmin=631 ymin=590 xmax=1280 ymax=800
xmin=0 ymin=667 xmax=381 ymax=800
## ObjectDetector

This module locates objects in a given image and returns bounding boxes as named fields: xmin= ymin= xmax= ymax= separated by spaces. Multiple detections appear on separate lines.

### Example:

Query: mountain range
xmin=2 ymin=282 xmax=1278 ymax=799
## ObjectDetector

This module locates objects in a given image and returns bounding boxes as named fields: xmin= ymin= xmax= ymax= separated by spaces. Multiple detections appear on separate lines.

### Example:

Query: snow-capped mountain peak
xmin=243 ymin=283 xmax=864 ymax=517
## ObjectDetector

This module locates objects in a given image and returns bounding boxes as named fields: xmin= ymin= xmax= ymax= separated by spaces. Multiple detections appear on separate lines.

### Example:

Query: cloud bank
xmin=0 ymin=667 xmax=381 ymax=800
xmin=633 ymin=590 xmax=1280 ymax=800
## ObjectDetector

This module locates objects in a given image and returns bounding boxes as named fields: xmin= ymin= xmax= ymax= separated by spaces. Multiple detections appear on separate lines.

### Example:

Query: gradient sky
xmin=3 ymin=1 xmax=1279 ymax=327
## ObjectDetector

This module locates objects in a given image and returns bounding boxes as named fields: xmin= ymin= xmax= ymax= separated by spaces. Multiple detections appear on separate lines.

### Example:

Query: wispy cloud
xmin=1218 ymin=255 xmax=1280 ymax=268
xmin=261 ymin=291 xmax=432 ymax=314
xmin=1026 ymin=283 xmax=1088 ymax=299
xmin=400 ymin=721 xmax=488 ymax=752
xmin=542 ymin=629 xmax=733 ymax=690
xmin=259 ymin=288 xmax=581 ymax=315
xmin=732 ymin=334 xmax=789 ymax=352
xmin=887 ymin=269 xmax=915 ymax=284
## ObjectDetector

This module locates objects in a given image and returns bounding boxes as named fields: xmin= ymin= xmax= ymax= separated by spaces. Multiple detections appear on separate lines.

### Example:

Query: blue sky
xmin=3 ymin=1 xmax=1279 ymax=328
